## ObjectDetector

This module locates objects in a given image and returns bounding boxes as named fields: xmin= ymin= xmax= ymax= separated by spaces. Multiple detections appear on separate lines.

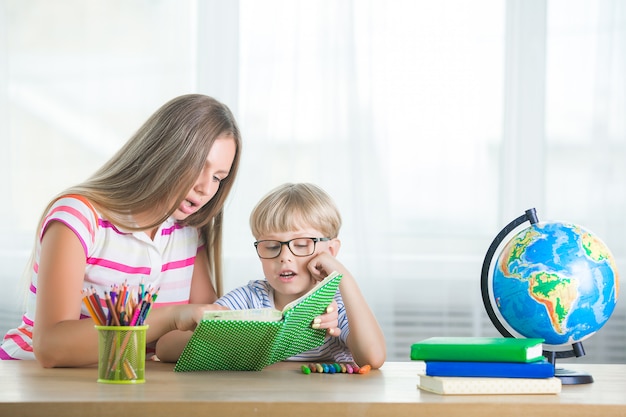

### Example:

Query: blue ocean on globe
xmin=492 ymin=222 xmax=619 ymax=347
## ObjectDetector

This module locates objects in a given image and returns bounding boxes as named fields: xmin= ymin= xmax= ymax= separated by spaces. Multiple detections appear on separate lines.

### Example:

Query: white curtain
xmin=1 ymin=0 xmax=624 ymax=362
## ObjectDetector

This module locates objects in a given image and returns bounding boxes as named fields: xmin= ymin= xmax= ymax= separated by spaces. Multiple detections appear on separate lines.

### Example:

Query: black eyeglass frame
xmin=254 ymin=237 xmax=331 ymax=259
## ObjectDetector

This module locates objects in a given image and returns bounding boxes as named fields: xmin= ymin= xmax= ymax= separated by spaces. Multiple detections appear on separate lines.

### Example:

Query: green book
xmin=410 ymin=337 xmax=545 ymax=363
xmin=174 ymin=271 xmax=343 ymax=372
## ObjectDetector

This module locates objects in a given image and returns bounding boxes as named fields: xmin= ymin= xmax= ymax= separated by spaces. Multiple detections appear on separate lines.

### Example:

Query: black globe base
xmin=544 ymin=343 xmax=593 ymax=385
xmin=555 ymin=368 xmax=594 ymax=385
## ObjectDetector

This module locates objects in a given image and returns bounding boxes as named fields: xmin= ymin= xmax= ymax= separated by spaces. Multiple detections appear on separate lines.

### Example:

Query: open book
xmin=174 ymin=271 xmax=343 ymax=372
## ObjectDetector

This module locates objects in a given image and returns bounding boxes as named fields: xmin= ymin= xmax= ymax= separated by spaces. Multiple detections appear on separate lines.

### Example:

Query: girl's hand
xmin=312 ymin=300 xmax=340 ymax=337
xmin=154 ymin=304 xmax=228 ymax=363
xmin=174 ymin=304 xmax=229 ymax=332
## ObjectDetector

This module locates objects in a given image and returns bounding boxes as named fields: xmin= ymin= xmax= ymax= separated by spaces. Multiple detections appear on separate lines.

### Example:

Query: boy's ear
xmin=328 ymin=238 xmax=341 ymax=256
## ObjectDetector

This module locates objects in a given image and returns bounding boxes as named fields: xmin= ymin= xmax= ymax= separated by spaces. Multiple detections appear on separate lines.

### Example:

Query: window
xmin=1 ymin=0 xmax=624 ymax=363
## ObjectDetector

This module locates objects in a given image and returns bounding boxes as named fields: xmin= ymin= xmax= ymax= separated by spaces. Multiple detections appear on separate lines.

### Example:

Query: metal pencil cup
xmin=96 ymin=325 xmax=148 ymax=384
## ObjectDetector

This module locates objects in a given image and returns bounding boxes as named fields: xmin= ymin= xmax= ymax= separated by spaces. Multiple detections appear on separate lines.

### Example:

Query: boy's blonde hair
xmin=250 ymin=183 xmax=341 ymax=239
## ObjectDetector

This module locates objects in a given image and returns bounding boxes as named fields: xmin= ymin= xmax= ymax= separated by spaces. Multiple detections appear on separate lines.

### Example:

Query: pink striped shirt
xmin=0 ymin=196 xmax=202 ymax=360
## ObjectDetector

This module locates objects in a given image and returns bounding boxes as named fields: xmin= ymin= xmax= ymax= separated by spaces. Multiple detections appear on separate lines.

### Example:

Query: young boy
xmin=215 ymin=183 xmax=386 ymax=369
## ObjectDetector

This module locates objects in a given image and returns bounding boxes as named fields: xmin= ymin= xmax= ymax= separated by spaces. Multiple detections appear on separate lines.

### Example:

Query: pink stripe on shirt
xmin=162 ymin=223 xmax=184 ymax=236
xmin=161 ymin=256 xmax=195 ymax=272
xmin=86 ymin=257 xmax=152 ymax=275
xmin=0 ymin=347 xmax=16 ymax=360
xmin=46 ymin=205 xmax=95 ymax=241
xmin=22 ymin=315 xmax=34 ymax=327
xmin=3 ymin=334 xmax=33 ymax=352
xmin=99 ymin=219 xmax=126 ymax=234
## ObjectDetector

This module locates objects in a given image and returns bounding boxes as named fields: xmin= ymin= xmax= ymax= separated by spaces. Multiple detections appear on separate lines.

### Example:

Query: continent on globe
xmin=528 ymin=270 xmax=578 ymax=334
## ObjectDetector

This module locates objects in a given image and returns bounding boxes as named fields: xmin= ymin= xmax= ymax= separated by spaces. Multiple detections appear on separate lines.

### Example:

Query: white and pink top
xmin=0 ymin=196 xmax=202 ymax=360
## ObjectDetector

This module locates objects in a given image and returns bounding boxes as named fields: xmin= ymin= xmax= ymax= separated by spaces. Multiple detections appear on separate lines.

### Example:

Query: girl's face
xmin=172 ymin=134 xmax=236 ymax=221
xmin=257 ymin=228 xmax=331 ymax=306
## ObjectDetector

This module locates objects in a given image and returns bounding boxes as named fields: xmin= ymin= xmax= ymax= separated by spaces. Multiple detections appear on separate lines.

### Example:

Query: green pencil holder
xmin=95 ymin=325 xmax=148 ymax=384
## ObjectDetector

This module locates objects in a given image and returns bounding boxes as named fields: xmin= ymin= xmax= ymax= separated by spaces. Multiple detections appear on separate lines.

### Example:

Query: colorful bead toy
xmin=301 ymin=362 xmax=371 ymax=375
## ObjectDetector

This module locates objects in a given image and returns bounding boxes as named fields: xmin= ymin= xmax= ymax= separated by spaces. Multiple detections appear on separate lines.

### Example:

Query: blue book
xmin=424 ymin=359 xmax=555 ymax=378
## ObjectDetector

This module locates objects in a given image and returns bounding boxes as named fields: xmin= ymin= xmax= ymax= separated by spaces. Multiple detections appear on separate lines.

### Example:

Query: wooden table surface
xmin=1 ymin=360 xmax=625 ymax=417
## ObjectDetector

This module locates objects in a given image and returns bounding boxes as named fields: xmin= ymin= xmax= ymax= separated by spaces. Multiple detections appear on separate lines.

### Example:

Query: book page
xmin=201 ymin=271 xmax=340 ymax=323
xmin=202 ymin=308 xmax=283 ymax=322
xmin=281 ymin=271 xmax=340 ymax=312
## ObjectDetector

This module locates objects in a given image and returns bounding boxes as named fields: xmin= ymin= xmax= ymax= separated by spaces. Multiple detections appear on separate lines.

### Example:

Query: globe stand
xmin=543 ymin=343 xmax=594 ymax=385
xmin=480 ymin=208 xmax=594 ymax=385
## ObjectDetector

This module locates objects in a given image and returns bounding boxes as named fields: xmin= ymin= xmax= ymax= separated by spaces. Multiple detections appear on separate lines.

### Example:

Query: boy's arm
xmin=308 ymin=254 xmax=386 ymax=369
xmin=339 ymin=272 xmax=387 ymax=368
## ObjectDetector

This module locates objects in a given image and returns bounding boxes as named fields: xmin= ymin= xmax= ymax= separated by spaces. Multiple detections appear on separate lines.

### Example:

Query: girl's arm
xmin=153 ymin=249 xmax=225 ymax=362
xmin=308 ymin=252 xmax=386 ymax=369
xmin=33 ymin=221 xmax=100 ymax=367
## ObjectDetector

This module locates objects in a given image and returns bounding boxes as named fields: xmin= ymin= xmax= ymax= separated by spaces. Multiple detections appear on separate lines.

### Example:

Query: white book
xmin=417 ymin=374 xmax=562 ymax=395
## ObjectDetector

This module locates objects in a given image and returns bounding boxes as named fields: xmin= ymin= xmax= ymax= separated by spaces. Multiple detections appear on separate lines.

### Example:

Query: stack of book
xmin=410 ymin=337 xmax=562 ymax=395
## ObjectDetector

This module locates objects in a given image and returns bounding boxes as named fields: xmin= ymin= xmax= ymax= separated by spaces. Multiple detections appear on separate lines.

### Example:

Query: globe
xmin=493 ymin=221 xmax=619 ymax=345
xmin=481 ymin=208 xmax=620 ymax=384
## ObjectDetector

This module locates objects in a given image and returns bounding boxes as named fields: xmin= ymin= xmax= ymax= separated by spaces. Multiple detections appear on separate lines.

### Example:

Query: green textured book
xmin=174 ymin=271 xmax=342 ymax=372
xmin=410 ymin=337 xmax=545 ymax=363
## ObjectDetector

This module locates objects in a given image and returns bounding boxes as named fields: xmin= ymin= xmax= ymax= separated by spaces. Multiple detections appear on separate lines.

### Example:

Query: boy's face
xmin=257 ymin=228 xmax=331 ymax=303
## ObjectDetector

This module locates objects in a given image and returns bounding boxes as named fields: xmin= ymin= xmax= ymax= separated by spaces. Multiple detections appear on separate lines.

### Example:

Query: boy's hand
xmin=312 ymin=300 xmax=340 ymax=338
xmin=307 ymin=251 xmax=345 ymax=337
xmin=307 ymin=251 xmax=342 ymax=282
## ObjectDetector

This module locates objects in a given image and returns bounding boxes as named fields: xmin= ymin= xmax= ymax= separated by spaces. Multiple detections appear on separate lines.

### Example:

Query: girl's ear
xmin=328 ymin=238 xmax=341 ymax=257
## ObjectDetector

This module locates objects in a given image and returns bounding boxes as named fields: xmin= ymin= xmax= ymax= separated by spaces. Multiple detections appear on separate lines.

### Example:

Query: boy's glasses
xmin=254 ymin=237 xmax=331 ymax=259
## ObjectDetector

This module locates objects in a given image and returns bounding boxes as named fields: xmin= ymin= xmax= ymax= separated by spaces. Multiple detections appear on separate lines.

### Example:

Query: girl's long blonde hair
xmin=29 ymin=94 xmax=241 ymax=297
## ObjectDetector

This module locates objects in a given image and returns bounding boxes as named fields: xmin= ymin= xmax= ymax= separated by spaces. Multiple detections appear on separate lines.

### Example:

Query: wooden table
xmin=0 ymin=360 xmax=625 ymax=417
